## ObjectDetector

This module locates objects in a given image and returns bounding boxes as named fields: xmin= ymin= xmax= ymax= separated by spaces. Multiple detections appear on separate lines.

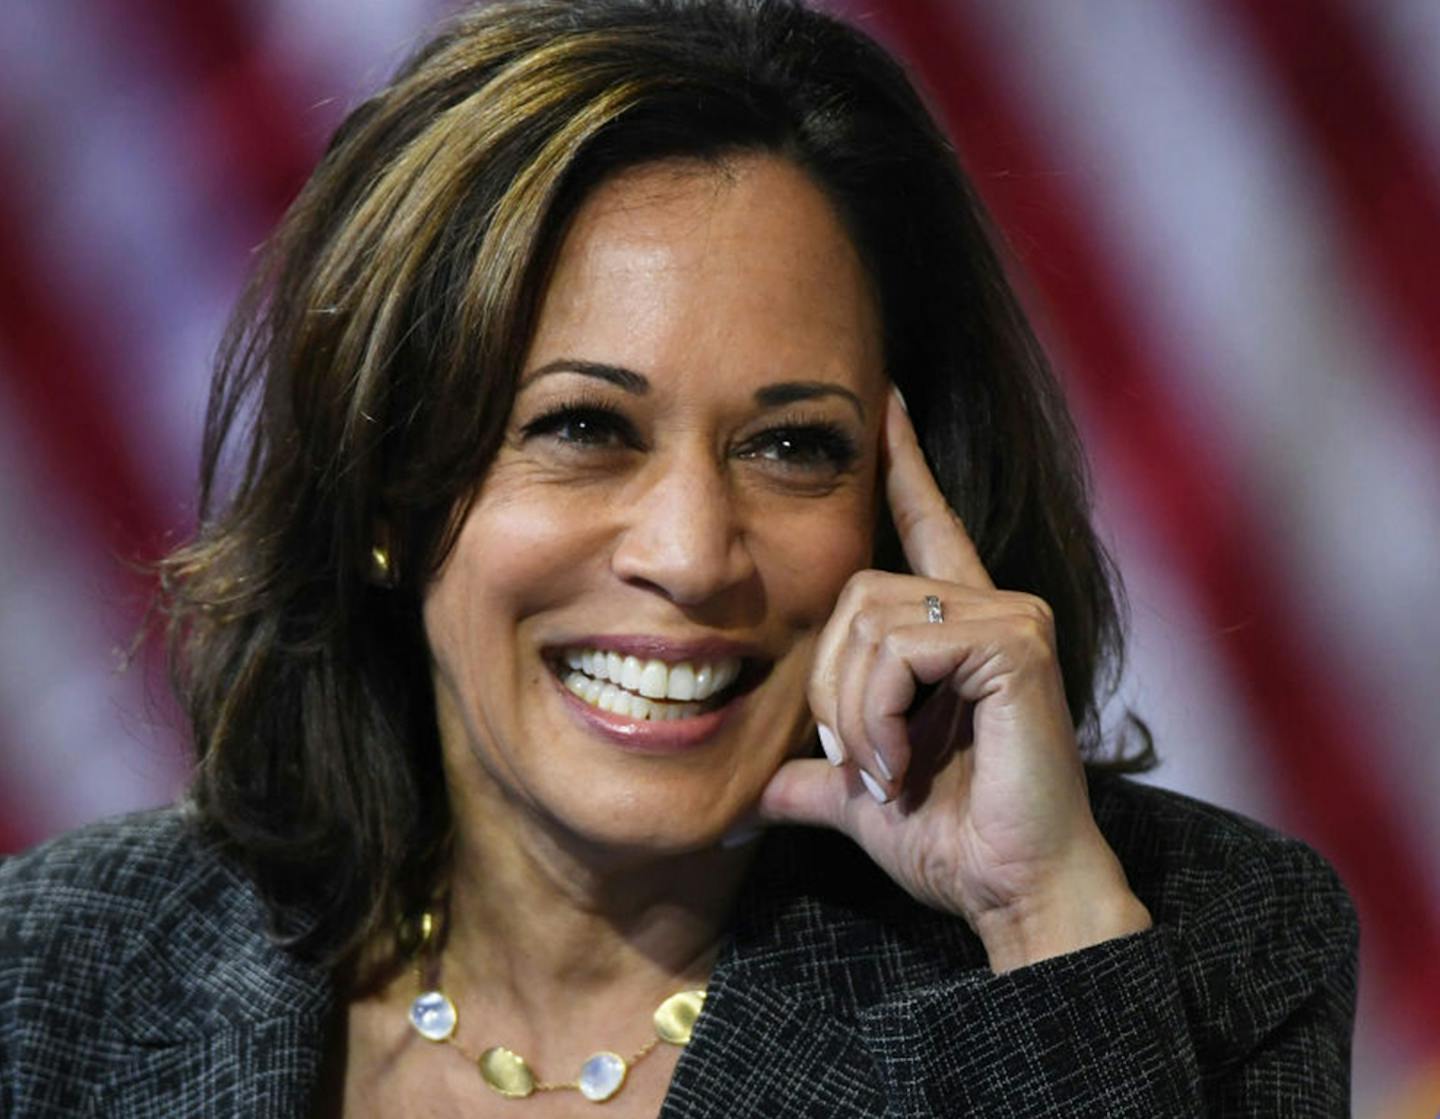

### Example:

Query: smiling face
xmin=423 ymin=155 xmax=887 ymax=854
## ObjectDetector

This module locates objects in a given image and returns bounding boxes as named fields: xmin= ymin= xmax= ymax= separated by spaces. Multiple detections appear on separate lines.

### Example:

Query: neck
xmin=433 ymin=768 xmax=756 ymax=1026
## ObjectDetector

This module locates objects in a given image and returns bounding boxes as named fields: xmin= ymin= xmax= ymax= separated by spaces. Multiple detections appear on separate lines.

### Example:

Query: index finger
xmin=884 ymin=387 xmax=994 ymax=589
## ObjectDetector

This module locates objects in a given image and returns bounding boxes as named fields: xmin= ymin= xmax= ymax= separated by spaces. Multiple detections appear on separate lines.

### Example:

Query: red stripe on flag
xmin=1223 ymin=0 xmax=1440 ymax=412
xmin=0 ymin=0 xmax=333 ymax=621
xmin=97 ymin=0 xmax=325 ymax=229
xmin=0 ymin=162 xmax=180 ymax=843
xmin=0 ymin=0 xmax=330 ymax=574
xmin=868 ymin=0 xmax=1440 ymax=1045
xmin=0 ymin=165 xmax=175 ymax=585
xmin=0 ymin=777 xmax=42 ymax=854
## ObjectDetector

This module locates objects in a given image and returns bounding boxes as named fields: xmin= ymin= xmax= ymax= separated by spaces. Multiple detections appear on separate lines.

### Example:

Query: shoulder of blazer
xmin=1084 ymin=770 xmax=1357 ymax=943
xmin=1 ymin=806 xmax=332 ymax=1039
xmin=1 ymin=807 xmax=334 ymax=1117
xmin=1086 ymin=773 xmax=1358 ymax=1066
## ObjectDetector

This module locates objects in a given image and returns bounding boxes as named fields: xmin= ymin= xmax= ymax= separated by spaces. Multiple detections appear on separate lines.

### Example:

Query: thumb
xmin=757 ymin=757 xmax=852 ymax=830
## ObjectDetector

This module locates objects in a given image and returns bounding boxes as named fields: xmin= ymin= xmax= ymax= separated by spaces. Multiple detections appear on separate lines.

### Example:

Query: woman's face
xmin=424 ymin=155 xmax=887 ymax=853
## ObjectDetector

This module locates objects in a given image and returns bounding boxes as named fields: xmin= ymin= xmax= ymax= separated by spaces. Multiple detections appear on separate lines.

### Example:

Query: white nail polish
xmin=859 ymin=769 xmax=891 ymax=805
xmin=871 ymin=747 xmax=893 ymax=782
xmin=817 ymin=724 xmax=845 ymax=766
xmin=891 ymin=385 xmax=909 ymax=414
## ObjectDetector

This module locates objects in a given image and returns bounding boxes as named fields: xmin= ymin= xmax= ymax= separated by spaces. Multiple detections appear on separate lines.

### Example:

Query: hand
xmin=758 ymin=389 xmax=1151 ymax=972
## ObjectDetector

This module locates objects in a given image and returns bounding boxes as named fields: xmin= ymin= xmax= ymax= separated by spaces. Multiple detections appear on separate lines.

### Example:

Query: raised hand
xmin=758 ymin=389 xmax=1151 ymax=972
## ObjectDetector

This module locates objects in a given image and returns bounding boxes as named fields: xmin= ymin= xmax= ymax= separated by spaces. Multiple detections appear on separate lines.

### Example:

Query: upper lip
xmin=545 ymin=633 xmax=771 ymax=664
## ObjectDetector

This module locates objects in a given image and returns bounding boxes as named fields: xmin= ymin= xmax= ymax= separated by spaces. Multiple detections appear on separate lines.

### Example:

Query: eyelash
xmin=735 ymin=421 xmax=858 ymax=471
xmin=519 ymin=401 xmax=639 ymax=449
xmin=518 ymin=401 xmax=859 ymax=473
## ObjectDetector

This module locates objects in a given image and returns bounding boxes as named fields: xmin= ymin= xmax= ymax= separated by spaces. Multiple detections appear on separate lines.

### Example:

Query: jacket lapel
xmin=662 ymin=974 xmax=884 ymax=1118
xmin=658 ymin=827 xmax=986 ymax=1118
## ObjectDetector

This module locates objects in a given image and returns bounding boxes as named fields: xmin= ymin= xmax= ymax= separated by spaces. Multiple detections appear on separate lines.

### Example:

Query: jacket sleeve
xmin=857 ymin=833 xmax=1357 ymax=1117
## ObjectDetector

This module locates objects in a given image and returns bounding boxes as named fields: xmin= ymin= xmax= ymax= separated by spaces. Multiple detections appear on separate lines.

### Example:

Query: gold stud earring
xmin=369 ymin=543 xmax=398 ymax=587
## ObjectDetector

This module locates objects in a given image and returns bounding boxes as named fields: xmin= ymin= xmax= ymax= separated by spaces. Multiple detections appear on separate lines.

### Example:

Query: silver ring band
xmin=924 ymin=594 xmax=944 ymax=624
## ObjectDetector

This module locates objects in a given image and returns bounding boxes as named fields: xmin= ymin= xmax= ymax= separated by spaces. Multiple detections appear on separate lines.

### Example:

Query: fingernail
xmin=859 ymin=769 xmax=892 ymax=805
xmin=891 ymin=384 xmax=909 ymax=414
xmin=817 ymin=724 xmax=845 ymax=766
xmin=871 ymin=746 xmax=894 ymax=782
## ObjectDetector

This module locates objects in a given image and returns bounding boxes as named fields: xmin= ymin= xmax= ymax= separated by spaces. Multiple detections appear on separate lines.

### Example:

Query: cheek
xmin=424 ymin=485 xmax=606 ymax=664
xmin=753 ymin=499 xmax=874 ymax=625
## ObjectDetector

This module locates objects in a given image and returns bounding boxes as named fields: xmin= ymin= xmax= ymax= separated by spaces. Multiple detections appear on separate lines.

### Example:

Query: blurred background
xmin=1 ymin=1 xmax=1436 ymax=1113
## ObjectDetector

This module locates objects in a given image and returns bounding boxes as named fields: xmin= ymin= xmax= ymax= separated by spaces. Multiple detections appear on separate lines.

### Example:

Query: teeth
xmin=639 ymin=660 xmax=668 ymax=698
xmin=564 ymin=671 xmax=706 ymax=722
xmin=666 ymin=663 xmax=696 ymax=701
xmin=560 ymin=647 xmax=745 ymax=722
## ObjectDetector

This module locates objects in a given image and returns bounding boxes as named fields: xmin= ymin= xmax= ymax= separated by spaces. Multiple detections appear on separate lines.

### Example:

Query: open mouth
xmin=550 ymin=646 xmax=765 ymax=722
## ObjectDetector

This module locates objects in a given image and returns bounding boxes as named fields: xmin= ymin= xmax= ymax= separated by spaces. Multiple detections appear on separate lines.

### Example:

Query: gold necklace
xmin=403 ymin=911 xmax=707 ymax=1103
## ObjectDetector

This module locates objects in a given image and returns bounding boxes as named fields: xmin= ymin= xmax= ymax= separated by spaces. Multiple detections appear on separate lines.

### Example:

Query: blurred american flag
xmin=0 ymin=1 xmax=1436 ymax=1113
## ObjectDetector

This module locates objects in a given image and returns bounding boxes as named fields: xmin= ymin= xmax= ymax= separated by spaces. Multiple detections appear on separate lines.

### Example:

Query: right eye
xmin=519 ymin=404 xmax=642 ymax=450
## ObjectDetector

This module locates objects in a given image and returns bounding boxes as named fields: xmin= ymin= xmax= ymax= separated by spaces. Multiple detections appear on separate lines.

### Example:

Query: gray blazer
xmin=0 ymin=774 xmax=1356 ymax=1117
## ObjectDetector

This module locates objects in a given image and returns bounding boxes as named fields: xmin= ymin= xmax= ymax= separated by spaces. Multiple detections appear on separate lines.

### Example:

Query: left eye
xmin=736 ymin=425 xmax=858 ymax=470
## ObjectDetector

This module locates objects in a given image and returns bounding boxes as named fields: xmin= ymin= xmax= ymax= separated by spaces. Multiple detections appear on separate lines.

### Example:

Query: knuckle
xmin=846 ymin=568 xmax=887 ymax=602
xmin=850 ymin=605 xmax=887 ymax=644
xmin=1011 ymin=593 xmax=1056 ymax=633
xmin=1018 ymin=613 xmax=1052 ymax=649
xmin=1013 ymin=618 xmax=1056 ymax=669
xmin=834 ymin=571 xmax=873 ymax=617
xmin=988 ymin=593 xmax=1057 ymax=670
xmin=1029 ymin=595 xmax=1055 ymax=624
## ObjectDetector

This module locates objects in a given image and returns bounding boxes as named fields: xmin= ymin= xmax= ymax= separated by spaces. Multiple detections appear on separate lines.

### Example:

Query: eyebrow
xmin=753 ymin=380 xmax=865 ymax=420
xmin=520 ymin=359 xmax=865 ymax=420
xmin=522 ymin=359 xmax=649 ymax=394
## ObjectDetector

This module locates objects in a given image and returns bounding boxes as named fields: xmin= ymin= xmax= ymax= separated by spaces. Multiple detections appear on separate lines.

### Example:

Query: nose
xmin=610 ymin=448 xmax=756 ymax=607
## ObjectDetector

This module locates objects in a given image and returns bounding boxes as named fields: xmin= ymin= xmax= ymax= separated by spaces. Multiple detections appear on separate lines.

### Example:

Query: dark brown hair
xmin=162 ymin=0 xmax=1151 ymax=963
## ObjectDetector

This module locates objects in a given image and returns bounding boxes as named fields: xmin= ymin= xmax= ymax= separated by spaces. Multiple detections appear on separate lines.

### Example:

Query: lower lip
xmin=549 ymin=672 xmax=743 ymax=754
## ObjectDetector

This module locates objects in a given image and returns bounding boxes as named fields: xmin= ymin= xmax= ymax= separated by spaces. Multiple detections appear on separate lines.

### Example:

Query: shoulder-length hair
xmin=162 ymin=0 xmax=1151 ymax=964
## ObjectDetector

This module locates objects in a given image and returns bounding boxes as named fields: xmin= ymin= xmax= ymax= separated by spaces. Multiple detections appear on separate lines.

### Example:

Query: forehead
xmin=523 ymin=155 xmax=884 ymax=398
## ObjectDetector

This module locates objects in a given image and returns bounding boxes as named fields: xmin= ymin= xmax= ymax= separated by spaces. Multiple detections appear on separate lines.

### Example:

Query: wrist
xmin=974 ymin=851 xmax=1153 ymax=974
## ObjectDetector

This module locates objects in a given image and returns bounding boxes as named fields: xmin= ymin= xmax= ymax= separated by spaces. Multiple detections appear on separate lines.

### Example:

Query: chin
xmin=535 ymin=777 xmax=753 ymax=859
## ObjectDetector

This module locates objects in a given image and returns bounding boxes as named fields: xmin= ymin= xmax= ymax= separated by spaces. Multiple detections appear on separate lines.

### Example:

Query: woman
xmin=0 ymin=1 xmax=1355 ymax=1115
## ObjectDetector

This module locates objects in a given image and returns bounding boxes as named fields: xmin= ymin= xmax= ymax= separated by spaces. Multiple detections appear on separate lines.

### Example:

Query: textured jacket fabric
xmin=0 ymin=773 xmax=1356 ymax=1117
